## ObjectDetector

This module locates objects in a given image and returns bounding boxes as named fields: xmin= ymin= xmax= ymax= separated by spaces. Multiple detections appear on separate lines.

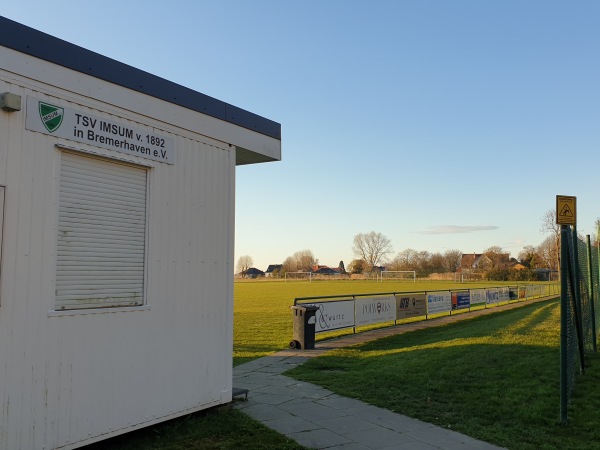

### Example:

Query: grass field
xmin=286 ymin=298 xmax=600 ymax=450
xmin=233 ymin=279 xmax=553 ymax=365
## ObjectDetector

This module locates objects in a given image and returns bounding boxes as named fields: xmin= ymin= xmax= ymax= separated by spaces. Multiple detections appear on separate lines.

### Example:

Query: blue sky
xmin=4 ymin=1 xmax=599 ymax=271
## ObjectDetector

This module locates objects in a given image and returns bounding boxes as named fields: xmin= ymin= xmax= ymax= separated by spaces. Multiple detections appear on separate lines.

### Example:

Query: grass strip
xmin=84 ymin=407 xmax=306 ymax=450
xmin=286 ymin=299 xmax=600 ymax=450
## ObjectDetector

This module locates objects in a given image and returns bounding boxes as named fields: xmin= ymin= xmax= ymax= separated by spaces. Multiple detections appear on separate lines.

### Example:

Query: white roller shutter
xmin=56 ymin=152 xmax=147 ymax=310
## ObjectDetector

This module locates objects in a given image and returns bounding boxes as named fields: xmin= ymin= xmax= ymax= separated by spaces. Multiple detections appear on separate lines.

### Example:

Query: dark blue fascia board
xmin=0 ymin=16 xmax=281 ymax=140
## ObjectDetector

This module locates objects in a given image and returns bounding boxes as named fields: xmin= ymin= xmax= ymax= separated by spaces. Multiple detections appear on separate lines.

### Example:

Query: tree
xmin=541 ymin=209 xmax=560 ymax=271
xmin=443 ymin=249 xmax=462 ymax=273
xmin=483 ymin=246 xmax=507 ymax=269
xmin=236 ymin=255 xmax=253 ymax=277
xmin=518 ymin=245 xmax=539 ymax=268
xmin=389 ymin=248 xmax=418 ymax=271
xmin=352 ymin=232 xmax=393 ymax=272
xmin=281 ymin=249 xmax=317 ymax=273
xmin=348 ymin=259 xmax=366 ymax=274
xmin=537 ymin=235 xmax=559 ymax=270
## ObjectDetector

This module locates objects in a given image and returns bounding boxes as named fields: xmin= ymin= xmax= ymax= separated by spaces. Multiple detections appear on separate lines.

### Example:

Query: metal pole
xmin=587 ymin=235 xmax=597 ymax=352
xmin=567 ymin=229 xmax=585 ymax=374
xmin=560 ymin=225 xmax=569 ymax=424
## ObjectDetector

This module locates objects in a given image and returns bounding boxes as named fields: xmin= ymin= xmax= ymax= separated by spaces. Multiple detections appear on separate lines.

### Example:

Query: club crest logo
xmin=39 ymin=101 xmax=64 ymax=133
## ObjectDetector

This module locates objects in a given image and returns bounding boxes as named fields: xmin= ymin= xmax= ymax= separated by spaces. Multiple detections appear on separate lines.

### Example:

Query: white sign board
xmin=26 ymin=96 xmax=175 ymax=164
xmin=355 ymin=296 xmax=396 ymax=326
xmin=427 ymin=291 xmax=452 ymax=314
xmin=498 ymin=287 xmax=510 ymax=302
xmin=313 ymin=300 xmax=355 ymax=333
xmin=470 ymin=289 xmax=486 ymax=305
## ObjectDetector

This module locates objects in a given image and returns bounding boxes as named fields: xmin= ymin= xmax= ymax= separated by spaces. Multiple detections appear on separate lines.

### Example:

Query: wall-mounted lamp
xmin=0 ymin=92 xmax=21 ymax=112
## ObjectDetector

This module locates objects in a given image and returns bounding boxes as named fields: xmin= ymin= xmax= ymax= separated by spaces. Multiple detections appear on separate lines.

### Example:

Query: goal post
xmin=284 ymin=271 xmax=313 ymax=282
xmin=380 ymin=270 xmax=416 ymax=282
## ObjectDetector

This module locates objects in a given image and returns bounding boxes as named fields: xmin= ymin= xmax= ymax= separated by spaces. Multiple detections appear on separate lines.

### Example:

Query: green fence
xmin=561 ymin=227 xmax=600 ymax=423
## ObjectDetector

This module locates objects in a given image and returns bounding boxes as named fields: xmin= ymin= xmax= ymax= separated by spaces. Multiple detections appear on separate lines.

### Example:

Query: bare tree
xmin=541 ymin=209 xmax=560 ymax=271
xmin=518 ymin=245 xmax=540 ymax=268
xmin=429 ymin=252 xmax=445 ymax=274
xmin=483 ymin=246 xmax=507 ymax=269
xmin=537 ymin=235 xmax=559 ymax=270
xmin=295 ymin=249 xmax=317 ymax=272
xmin=389 ymin=248 xmax=418 ymax=271
xmin=443 ymin=249 xmax=462 ymax=273
xmin=236 ymin=255 xmax=254 ymax=277
xmin=281 ymin=249 xmax=317 ymax=273
xmin=352 ymin=231 xmax=393 ymax=271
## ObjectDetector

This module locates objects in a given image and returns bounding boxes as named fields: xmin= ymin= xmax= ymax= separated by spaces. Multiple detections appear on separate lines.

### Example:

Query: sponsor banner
xmin=498 ymin=287 xmax=510 ymax=302
xmin=509 ymin=287 xmax=519 ymax=301
xmin=452 ymin=291 xmax=470 ymax=310
xmin=395 ymin=293 xmax=427 ymax=319
xmin=356 ymin=296 xmax=396 ymax=326
xmin=470 ymin=289 xmax=486 ymax=305
xmin=486 ymin=288 xmax=500 ymax=304
xmin=313 ymin=300 xmax=355 ymax=333
xmin=526 ymin=285 xmax=537 ymax=298
xmin=427 ymin=291 xmax=452 ymax=314
xmin=26 ymin=96 xmax=175 ymax=164
xmin=519 ymin=287 xmax=526 ymax=299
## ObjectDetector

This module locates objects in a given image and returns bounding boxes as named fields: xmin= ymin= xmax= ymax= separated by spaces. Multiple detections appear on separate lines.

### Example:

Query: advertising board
xmin=395 ymin=293 xmax=427 ymax=319
xmin=498 ymin=287 xmax=510 ymax=302
xmin=486 ymin=288 xmax=500 ymax=305
xmin=452 ymin=291 xmax=470 ymax=310
xmin=355 ymin=296 xmax=396 ymax=326
xmin=427 ymin=291 xmax=452 ymax=314
xmin=470 ymin=289 xmax=486 ymax=305
xmin=313 ymin=300 xmax=355 ymax=333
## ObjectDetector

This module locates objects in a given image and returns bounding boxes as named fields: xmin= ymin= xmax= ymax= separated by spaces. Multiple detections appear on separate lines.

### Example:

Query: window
xmin=56 ymin=152 xmax=147 ymax=310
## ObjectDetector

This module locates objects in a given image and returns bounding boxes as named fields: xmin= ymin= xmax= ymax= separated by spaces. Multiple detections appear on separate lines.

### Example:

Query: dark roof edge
xmin=0 ymin=16 xmax=281 ymax=141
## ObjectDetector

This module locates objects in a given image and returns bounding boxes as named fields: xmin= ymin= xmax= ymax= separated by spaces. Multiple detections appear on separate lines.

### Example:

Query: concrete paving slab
xmin=319 ymin=415 xmax=378 ymax=434
xmin=344 ymin=426 xmax=419 ymax=449
xmin=287 ymin=428 xmax=353 ymax=449
xmin=283 ymin=402 xmax=349 ymax=422
xmin=260 ymin=414 xmax=322 ymax=434
xmin=325 ymin=443 xmax=372 ymax=450
xmin=379 ymin=441 xmax=439 ymax=450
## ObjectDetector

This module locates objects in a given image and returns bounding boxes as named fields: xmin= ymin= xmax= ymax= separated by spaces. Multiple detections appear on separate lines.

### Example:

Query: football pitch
xmin=232 ymin=279 xmax=548 ymax=365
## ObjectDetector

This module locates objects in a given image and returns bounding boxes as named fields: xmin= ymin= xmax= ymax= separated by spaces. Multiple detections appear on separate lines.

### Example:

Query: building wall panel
xmin=0 ymin=71 xmax=236 ymax=449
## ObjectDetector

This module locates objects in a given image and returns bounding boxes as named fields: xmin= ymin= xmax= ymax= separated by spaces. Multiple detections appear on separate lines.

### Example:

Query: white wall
xmin=0 ymin=55 xmax=241 ymax=449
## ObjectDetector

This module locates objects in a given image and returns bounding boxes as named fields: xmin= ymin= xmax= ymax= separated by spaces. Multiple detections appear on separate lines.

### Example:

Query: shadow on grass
xmin=83 ymin=406 xmax=305 ymax=450
xmin=286 ymin=299 xmax=600 ymax=450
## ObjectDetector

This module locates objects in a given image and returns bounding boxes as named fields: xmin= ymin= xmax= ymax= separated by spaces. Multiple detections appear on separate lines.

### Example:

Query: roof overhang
xmin=0 ymin=16 xmax=281 ymax=165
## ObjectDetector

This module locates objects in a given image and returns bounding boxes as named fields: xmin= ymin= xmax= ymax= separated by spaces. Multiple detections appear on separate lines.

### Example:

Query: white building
xmin=0 ymin=17 xmax=281 ymax=449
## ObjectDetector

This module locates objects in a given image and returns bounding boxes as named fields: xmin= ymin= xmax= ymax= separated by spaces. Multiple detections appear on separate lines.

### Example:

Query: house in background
xmin=244 ymin=267 xmax=265 ymax=278
xmin=311 ymin=261 xmax=347 ymax=275
xmin=265 ymin=264 xmax=282 ymax=277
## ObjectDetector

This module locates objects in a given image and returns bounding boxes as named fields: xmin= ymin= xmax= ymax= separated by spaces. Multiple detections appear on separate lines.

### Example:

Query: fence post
xmin=560 ymin=225 xmax=569 ymax=424
xmin=567 ymin=228 xmax=585 ymax=374
xmin=352 ymin=295 xmax=356 ymax=334
xmin=587 ymin=235 xmax=597 ymax=352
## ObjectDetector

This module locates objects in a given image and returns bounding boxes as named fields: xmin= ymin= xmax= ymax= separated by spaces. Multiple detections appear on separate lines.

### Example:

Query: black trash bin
xmin=289 ymin=304 xmax=319 ymax=350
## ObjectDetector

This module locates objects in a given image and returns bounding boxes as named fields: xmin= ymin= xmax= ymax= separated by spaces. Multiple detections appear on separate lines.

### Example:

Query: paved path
xmin=233 ymin=297 xmax=555 ymax=449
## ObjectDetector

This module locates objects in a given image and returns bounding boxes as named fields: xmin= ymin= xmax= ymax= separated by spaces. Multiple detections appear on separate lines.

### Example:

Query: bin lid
xmin=291 ymin=304 xmax=320 ymax=311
